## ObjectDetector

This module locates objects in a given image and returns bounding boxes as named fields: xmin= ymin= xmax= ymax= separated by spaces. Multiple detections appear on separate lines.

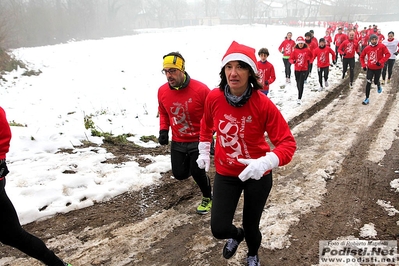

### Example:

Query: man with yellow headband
xmin=157 ymin=52 xmax=213 ymax=214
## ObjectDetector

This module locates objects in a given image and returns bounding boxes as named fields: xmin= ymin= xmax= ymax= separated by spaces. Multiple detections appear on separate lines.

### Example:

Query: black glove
xmin=394 ymin=52 xmax=399 ymax=56
xmin=376 ymin=62 xmax=381 ymax=66
xmin=264 ymin=81 xmax=269 ymax=86
xmin=0 ymin=161 xmax=9 ymax=178
xmin=293 ymin=60 xmax=296 ymax=64
xmin=363 ymin=67 xmax=367 ymax=71
xmin=342 ymin=53 xmax=346 ymax=57
xmin=158 ymin=130 xmax=169 ymax=145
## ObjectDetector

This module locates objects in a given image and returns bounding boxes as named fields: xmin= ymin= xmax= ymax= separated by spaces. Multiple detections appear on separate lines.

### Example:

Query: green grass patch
xmin=9 ymin=120 xmax=26 ymax=127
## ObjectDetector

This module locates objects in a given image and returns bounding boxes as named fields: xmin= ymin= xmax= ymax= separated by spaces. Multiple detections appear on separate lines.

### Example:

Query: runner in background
xmin=381 ymin=31 xmax=399 ymax=84
xmin=359 ymin=34 xmax=390 ymax=105
xmin=304 ymin=31 xmax=318 ymax=82
xmin=338 ymin=31 xmax=360 ymax=88
xmin=278 ymin=32 xmax=296 ymax=84
xmin=333 ymin=27 xmax=348 ymax=64
xmin=313 ymin=38 xmax=336 ymax=91
xmin=257 ymin=48 xmax=276 ymax=96
xmin=289 ymin=36 xmax=313 ymax=105
xmin=324 ymin=29 xmax=333 ymax=47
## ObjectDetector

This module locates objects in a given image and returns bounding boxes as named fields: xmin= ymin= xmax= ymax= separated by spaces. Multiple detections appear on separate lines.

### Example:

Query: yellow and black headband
xmin=163 ymin=55 xmax=185 ymax=72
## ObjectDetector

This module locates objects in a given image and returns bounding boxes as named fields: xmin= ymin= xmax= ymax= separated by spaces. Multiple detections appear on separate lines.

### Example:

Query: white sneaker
xmin=297 ymin=99 xmax=302 ymax=105
xmin=318 ymin=87 xmax=324 ymax=92
xmin=325 ymin=80 xmax=329 ymax=87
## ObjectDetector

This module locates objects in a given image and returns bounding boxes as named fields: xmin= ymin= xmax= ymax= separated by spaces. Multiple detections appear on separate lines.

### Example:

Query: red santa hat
xmin=296 ymin=36 xmax=305 ymax=44
xmin=221 ymin=41 xmax=258 ymax=73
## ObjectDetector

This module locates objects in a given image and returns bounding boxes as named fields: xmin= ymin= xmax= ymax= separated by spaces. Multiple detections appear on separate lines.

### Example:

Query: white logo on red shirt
xmin=170 ymin=101 xmax=192 ymax=135
xmin=369 ymin=51 xmax=377 ymax=64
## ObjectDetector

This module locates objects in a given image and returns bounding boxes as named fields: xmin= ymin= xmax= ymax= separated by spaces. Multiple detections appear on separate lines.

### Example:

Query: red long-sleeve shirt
xmin=334 ymin=33 xmax=348 ymax=48
xmin=257 ymin=60 xmax=276 ymax=92
xmin=199 ymin=88 xmax=296 ymax=177
xmin=158 ymin=74 xmax=210 ymax=143
xmin=324 ymin=35 xmax=333 ymax=47
xmin=360 ymin=34 xmax=370 ymax=46
xmin=278 ymin=39 xmax=296 ymax=59
xmin=313 ymin=46 xmax=336 ymax=68
xmin=360 ymin=43 xmax=391 ymax=70
xmin=338 ymin=39 xmax=360 ymax=58
xmin=377 ymin=33 xmax=385 ymax=43
xmin=310 ymin=37 xmax=319 ymax=50
xmin=289 ymin=46 xmax=313 ymax=71
xmin=0 ymin=107 xmax=11 ymax=160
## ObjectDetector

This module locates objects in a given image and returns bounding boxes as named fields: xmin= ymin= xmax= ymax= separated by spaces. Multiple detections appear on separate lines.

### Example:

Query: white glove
xmin=196 ymin=142 xmax=211 ymax=172
xmin=237 ymin=152 xmax=279 ymax=181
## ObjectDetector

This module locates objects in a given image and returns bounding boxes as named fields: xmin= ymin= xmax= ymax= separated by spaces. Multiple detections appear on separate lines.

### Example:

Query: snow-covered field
xmin=1 ymin=21 xmax=398 ymax=235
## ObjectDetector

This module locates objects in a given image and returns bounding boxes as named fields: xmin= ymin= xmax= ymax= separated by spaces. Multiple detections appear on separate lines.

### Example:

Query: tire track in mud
xmin=2 ymin=63 xmax=399 ymax=266
xmin=265 ymin=63 xmax=399 ymax=265
xmin=287 ymin=61 xmax=361 ymax=129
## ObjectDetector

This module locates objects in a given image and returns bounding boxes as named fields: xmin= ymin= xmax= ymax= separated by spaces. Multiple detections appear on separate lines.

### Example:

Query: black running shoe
xmin=222 ymin=228 xmax=244 ymax=259
xmin=247 ymin=254 xmax=260 ymax=266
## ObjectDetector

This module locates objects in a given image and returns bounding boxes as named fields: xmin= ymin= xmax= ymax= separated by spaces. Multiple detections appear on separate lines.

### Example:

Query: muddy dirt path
xmin=1 ymin=64 xmax=399 ymax=266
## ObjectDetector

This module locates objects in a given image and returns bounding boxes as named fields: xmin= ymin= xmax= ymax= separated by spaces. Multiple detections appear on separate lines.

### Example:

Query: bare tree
xmin=246 ymin=0 xmax=257 ymax=23
xmin=143 ymin=0 xmax=170 ymax=27
xmin=226 ymin=0 xmax=248 ymax=21
xmin=118 ymin=0 xmax=143 ymax=31
xmin=0 ymin=1 xmax=9 ymax=47
xmin=166 ymin=0 xmax=189 ymax=22
xmin=2 ymin=0 xmax=399 ymax=49
xmin=204 ymin=0 xmax=219 ymax=17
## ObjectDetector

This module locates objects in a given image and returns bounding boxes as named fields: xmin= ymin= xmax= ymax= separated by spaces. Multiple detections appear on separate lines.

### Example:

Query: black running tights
xmin=295 ymin=70 xmax=307 ymax=99
xmin=283 ymin=58 xmax=292 ymax=78
xmin=0 ymin=177 xmax=65 ymax=266
xmin=382 ymin=59 xmax=395 ymax=80
xmin=318 ymin=66 xmax=329 ymax=87
xmin=365 ymin=68 xmax=382 ymax=98
xmin=342 ymin=57 xmax=355 ymax=82
xmin=211 ymin=172 xmax=272 ymax=256
xmin=170 ymin=141 xmax=212 ymax=198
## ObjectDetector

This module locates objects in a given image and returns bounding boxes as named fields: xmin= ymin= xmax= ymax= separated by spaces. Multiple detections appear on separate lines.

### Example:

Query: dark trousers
xmin=211 ymin=172 xmax=272 ymax=256
xmin=283 ymin=58 xmax=292 ymax=78
xmin=318 ymin=66 xmax=329 ymax=87
xmin=382 ymin=59 xmax=395 ymax=80
xmin=334 ymin=45 xmax=342 ymax=63
xmin=170 ymin=141 xmax=212 ymax=198
xmin=342 ymin=57 xmax=355 ymax=83
xmin=365 ymin=69 xmax=382 ymax=98
xmin=295 ymin=70 xmax=307 ymax=99
xmin=0 ymin=177 xmax=65 ymax=266
xmin=305 ymin=62 xmax=313 ymax=80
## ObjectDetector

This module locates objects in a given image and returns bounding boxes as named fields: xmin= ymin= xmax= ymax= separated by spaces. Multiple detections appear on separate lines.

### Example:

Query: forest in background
xmin=0 ymin=0 xmax=398 ymax=49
